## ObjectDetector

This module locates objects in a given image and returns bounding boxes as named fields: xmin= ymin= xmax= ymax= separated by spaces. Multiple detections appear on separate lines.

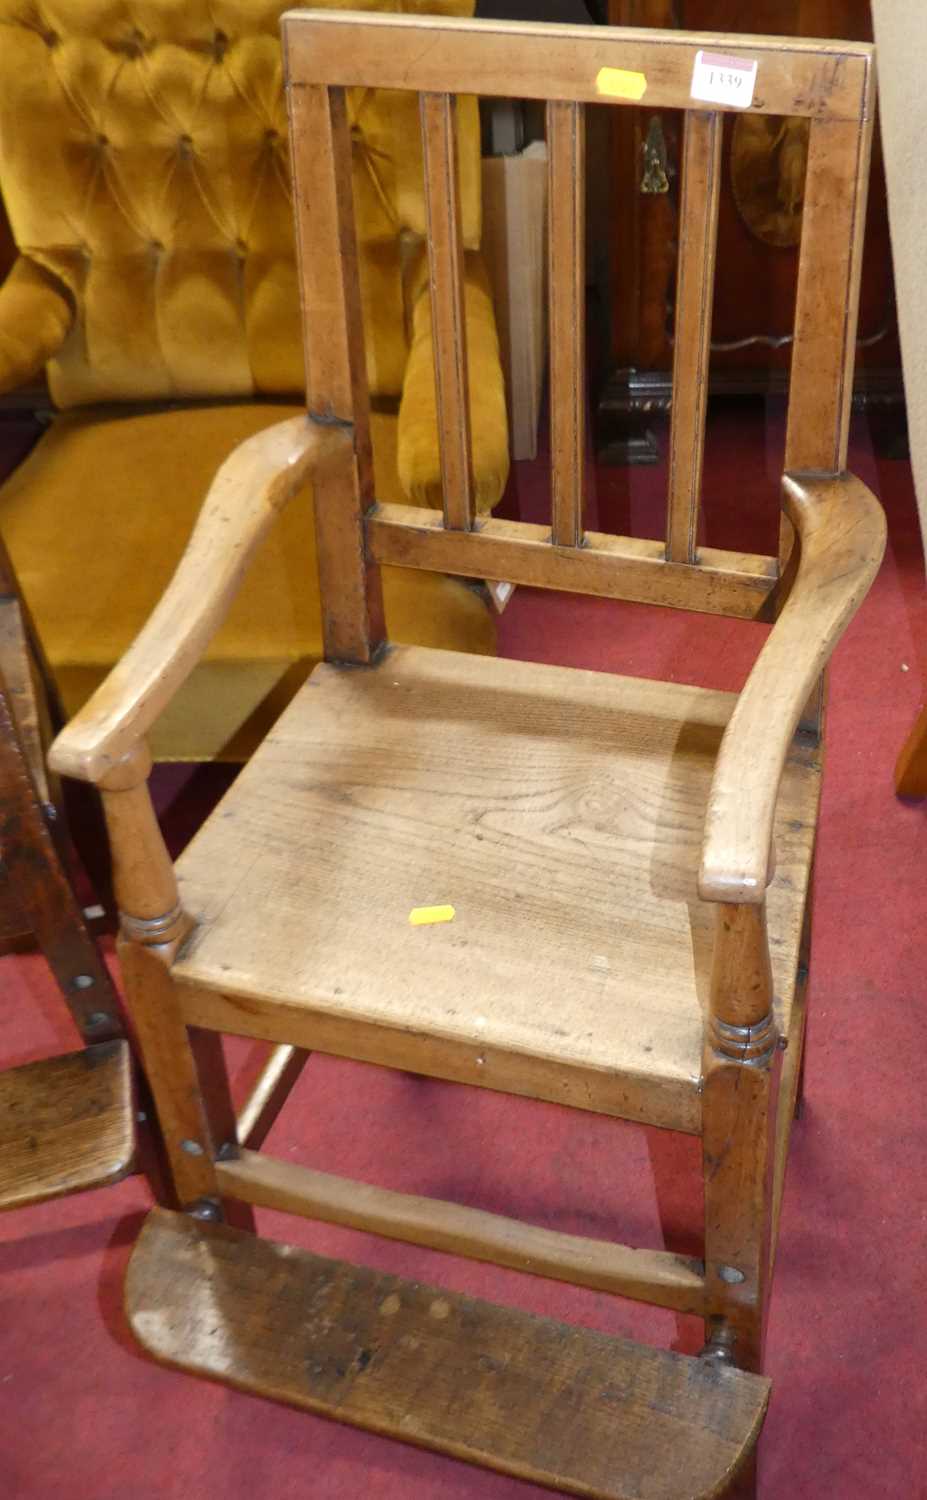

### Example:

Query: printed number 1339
xmin=690 ymin=50 xmax=758 ymax=108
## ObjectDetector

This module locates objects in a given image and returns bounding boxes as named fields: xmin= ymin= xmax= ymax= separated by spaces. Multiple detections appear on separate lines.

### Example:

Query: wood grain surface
xmin=288 ymin=81 xmax=386 ymax=664
xmin=127 ymin=1208 xmax=769 ymax=1500
xmin=0 ymin=1041 xmax=134 ymax=1211
xmin=0 ymin=676 xmax=119 ymax=1034
xmin=700 ymin=472 xmax=885 ymax=903
xmin=173 ymin=646 xmax=819 ymax=1135
xmin=666 ymin=110 xmax=721 ymax=564
xmin=547 ymin=99 xmax=586 ymax=548
xmin=216 ymin=1148 xmax=707 ymax=1314
xmin=420 ymin=92 xmax=475 ymax=532
xmin=284 ymin=12 xmax=871 ymax=121
xmin=369 ymin=507 xmax=777 ymax=619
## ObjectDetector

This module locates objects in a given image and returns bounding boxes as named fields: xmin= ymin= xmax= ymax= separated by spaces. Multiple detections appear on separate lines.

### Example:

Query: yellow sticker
xmin=595 ymin=66 xmax=647 ymax=101
xmin=409 ymin=904 xmax=456 ymax=927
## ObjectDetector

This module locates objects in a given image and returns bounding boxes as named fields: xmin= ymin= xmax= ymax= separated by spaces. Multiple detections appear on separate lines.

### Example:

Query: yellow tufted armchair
xmin=0 ymin=0 xmax=509 ymax=761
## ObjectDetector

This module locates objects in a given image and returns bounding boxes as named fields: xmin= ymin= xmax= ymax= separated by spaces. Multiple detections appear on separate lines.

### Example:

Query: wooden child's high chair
xmin=49 ymin=12 xmax=884 ymax=1498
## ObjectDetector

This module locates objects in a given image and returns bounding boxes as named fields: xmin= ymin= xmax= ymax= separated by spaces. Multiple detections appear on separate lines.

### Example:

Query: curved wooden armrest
xmin=49 ymin=416 xmax=350 ymax=785
xmin=699 ymin=472 xmax=886 ymax=904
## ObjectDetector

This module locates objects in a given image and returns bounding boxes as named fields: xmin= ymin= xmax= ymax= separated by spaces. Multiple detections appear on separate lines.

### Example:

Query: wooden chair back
xmin=284 ymin=16 xmax=869 ymax=663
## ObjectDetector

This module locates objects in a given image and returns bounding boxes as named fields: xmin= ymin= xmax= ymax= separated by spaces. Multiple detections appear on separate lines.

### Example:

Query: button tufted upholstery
xmin=0 ymin=0 xmax=487 ymax=414
xmin=0 ymin=0 xmax=507 ymax=760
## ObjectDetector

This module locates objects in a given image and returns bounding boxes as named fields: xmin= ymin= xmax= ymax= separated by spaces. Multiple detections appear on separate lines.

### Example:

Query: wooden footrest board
xmin=0 ymin=1041 xmax=134 ymax=1212
xmin=127 ymin=1209 xmax=769 ymax=1500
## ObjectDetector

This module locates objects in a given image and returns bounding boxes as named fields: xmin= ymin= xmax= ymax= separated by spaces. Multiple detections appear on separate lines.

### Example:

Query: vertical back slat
xmin=785 ymin=107 xmax=875 ymax=479
xmin=420 ymin=91 xmax=474 ymax=531
xmin=547 ymin=100 xmax=585 ymax=549
xmin=287 ymin=83 xmax=385 ymax=663
xmin=665 ymin=110 xmax=722 ymax=564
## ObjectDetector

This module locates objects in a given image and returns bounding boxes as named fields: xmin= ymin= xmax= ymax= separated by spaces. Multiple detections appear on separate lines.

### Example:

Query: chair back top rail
xmin=282 ymin=11 xmax=873 ymax=120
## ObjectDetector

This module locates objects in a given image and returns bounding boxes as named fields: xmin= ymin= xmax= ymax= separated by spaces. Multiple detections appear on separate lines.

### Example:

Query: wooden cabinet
xmin=598 ymin=0 xmax=902 ymax=460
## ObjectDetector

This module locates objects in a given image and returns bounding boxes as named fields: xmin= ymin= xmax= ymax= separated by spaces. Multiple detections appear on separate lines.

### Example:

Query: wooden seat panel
xmin=173 ymin=646 xmax=819 ymax=1133
xmin=128 ymin=1207 xmax=770 ymax=1500
xmin=0 ymin=1040 xmax=134 ymax=1212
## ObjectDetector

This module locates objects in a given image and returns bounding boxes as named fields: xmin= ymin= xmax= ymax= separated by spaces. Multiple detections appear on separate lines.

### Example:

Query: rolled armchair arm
xmin=0 ymin=256 xmax=73 ymax=393
xmin=48 ymin=416 xmax=349 ymax=785
xmin=699 ymin=472 xmax=886 ymax=904
xmin=398 ymin=247 xmax=509 ymax=513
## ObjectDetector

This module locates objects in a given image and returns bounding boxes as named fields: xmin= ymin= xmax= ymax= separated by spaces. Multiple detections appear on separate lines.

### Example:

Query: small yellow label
xmin=409 ymin=904 xmax=456 ymax=927
xmin=595 ymin=66 xmax=648 ymax=101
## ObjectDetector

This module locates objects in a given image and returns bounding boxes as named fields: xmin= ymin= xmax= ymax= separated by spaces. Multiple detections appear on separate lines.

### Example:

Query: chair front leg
xmin=701 ymin=901 xmax=782 ymax=1379
xmin=99 ymin=743 xmax=228 ymax=1217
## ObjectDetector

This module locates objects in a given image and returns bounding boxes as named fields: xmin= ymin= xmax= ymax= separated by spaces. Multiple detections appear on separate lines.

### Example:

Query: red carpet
xmin=2 ymin=402 xmax=926 ymax=1499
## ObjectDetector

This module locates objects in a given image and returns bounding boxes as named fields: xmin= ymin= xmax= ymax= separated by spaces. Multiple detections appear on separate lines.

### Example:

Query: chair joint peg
xmin=699 ymin=1319 xmax=736 ymax=1367
xmin=186 ymin=1197 xmax=223 ymax=1223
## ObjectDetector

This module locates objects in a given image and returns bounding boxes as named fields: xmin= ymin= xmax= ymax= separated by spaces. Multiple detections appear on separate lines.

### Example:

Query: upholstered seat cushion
xmin=0 ymin=403 xmax=495 ymax=761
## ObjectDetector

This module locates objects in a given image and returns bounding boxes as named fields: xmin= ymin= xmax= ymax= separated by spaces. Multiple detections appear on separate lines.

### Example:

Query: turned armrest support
xmin=49 ymin=416 xmax=351 ymax=785
xmin=95 ymin=743 xmax=191 ymax=943
xmin=699 ymin=472 xmax=886 ymax=904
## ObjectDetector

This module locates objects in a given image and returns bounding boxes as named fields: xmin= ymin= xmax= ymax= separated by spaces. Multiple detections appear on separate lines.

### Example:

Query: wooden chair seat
xmin=128 ymin=1206 xmax=769 ymax=1500
xmin=0 ymin=1040 xmax=134 ymax=1212
xmin=172 ymin=645 xmax=819 ymax=1136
